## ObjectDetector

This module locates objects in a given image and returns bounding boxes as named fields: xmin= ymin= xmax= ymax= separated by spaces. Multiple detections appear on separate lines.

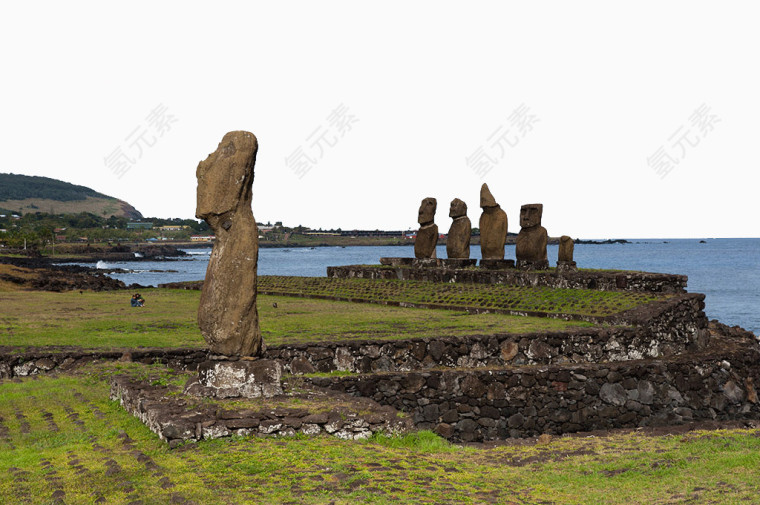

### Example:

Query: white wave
xmin=134 ymin=252 xmax=144 ymax=258
xmin=96 ymin=260 xmax=111 ymax=269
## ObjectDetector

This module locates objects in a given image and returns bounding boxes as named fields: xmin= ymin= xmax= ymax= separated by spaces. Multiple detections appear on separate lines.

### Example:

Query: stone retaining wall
xmin=327 ymin=264 xmax=687 ymax=293
xmin=265 ymin=294 xmax=708 ymax=374
xmin=308 ymin=335 xmax=760 ymax=442
xmin=110 ymin=376 xmax=413 ymax=447
xmin=1 ymin=294 xmax=708 ymax=379
xmin=0 ymin=349 xmax=206 ymax=379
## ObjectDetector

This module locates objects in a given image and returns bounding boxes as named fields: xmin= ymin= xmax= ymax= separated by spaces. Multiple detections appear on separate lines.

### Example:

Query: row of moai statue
xmin=414 ymin=183 xmax=576 ymax=271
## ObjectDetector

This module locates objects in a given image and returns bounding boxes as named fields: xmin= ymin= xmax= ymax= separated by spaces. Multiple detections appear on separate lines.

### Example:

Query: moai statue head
xmin=449 ymin=198 xmax=467 ymax=218
xmin=196 ymin=131 xmax=257 ymax=222
xmin=418 ymin=197 xmax=437 ymax=225
xmin=519 ymin=204 xmax=543 ymax=229
xmin=480 ymin=183 xmax=498 ymax=208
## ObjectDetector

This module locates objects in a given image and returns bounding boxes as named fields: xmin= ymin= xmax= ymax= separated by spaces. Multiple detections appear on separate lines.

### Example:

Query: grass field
xmin=3 ymin=275 xmax=757 ymax=503
xmin=0 ymin=288 xmax=593 ymax=351
xmin=1 ymin=369 xmax=760 ymax=504
xmin=259 ymin=276 xmax=665 ymax=318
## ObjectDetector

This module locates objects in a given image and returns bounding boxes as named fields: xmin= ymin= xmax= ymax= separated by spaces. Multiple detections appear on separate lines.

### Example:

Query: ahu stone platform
xmin=328 ymin=261 xmax=687 ymax=293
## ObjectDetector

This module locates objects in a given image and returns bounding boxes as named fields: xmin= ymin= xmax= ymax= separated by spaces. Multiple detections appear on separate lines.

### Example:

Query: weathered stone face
xmin=519 ymin=204 xmax=543 ymax=228
xmin=479 ymin=184 xmax=507 ymax=260
xmin=559 ymin=236 xmax=574 ymax=262
xmin=447 ymin=198 xmax=471 ymax=259
xmin=449 ymin=198 xmax=467 ymax=218
xmin=418 ymin=197 xmax=437 ymax=225
xmin=516 ymin=203 xmax=548 ymax=267
xmin=196 ymin=131 xmax=262 ymax=357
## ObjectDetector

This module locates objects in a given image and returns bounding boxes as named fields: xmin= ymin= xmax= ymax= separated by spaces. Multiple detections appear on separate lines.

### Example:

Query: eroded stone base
xmin=186 ymin=359 xmax=283 ymax=399
xmin=480 ymin=259 xmax=516 ymax=270
xmin=379 ymin=257 xmax=414 ymax=266
xmin=556 ymin=261 xmax=578 ymax=273
xmin=516 ymin=259 xmax=550 ymax=271
xmin=413 ymin=258 xmax=440 ymax=268
xmin=441 ymin=259 xmax=477 ymax=268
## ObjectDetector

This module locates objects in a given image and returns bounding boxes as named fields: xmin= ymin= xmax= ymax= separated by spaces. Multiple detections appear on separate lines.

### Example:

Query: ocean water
xmin=73 ymin=239 xmax=759 ymax=334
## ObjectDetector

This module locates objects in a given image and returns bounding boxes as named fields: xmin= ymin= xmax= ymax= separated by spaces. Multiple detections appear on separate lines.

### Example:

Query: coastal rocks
xmin=515 ymin=203 xmax=548 ymax=270
xmin=446 ymin=198 xmax=471 ymax=259
xmin=557 ymin=235 xmax=577 ymax=273
xmin=196 ymin=131 xmax=263 ymax=357
xmin=478 ymin=184 xmax=508 ymax=260
xmin=414 ymin=198 xmax=438 ymax=259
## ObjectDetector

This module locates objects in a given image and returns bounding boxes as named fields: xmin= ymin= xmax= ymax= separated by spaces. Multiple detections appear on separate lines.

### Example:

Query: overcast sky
xmin=2 ymin=2 xmax=758 ymax=238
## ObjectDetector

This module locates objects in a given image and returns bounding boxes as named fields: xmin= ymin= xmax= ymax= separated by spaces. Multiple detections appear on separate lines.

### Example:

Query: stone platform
xmin=330 ymin=262 xmax=687 ymax=293
xmin=110 ymin=374 xmax=412 ymax=447
xmin=307 ymin=327 xmax=760 ymax=442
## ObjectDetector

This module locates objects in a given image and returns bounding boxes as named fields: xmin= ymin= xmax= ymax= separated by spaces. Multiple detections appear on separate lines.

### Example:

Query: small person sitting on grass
xmin=130 ymin=293 xmax=145 ymax=307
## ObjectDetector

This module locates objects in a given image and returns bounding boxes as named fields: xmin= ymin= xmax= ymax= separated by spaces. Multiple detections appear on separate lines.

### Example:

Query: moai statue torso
xmin=558 ymin=235 xmax=574 ymax=262
xmin=196 ymin=131 xmax=262 ymax=357
xmin=414 ymin=197 xmax=438 ymax=259
xmin=478 ymin=184 xmax=508 ymax=260
xmin=515 ymin=203 xmax=548 ymax=269
xmin=447 ymin=198 xmax=471 ymax=259
xmin=557 ymin=235 xmax=577 ymax=272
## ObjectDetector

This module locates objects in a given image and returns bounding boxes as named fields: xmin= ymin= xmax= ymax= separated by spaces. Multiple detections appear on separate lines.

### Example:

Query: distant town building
xmin=127 ymin=222 xmax=153 ymax=230
xmin=158 ymin=225 xmax=190 ymax=231
xmin=190 ymin=235 xmax=215 ymax=242
xmin=338 ymin=230 xmax=405 ymax=237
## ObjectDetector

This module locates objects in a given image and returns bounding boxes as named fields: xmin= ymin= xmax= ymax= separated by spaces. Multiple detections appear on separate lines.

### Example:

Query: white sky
xmin=1 ymin=2 xmax=758 ymax=238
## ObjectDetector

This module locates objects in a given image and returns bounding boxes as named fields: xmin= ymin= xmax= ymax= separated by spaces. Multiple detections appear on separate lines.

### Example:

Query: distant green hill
xmin=0 ymin=173 xmax=142 ymax=219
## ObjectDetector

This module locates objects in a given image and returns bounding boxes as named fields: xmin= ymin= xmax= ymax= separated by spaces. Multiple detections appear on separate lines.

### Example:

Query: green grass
xmin=2 ymin=370 xmax=760 ymax=504
xmin=259 ymin=276 xmax=666 ymax=318
xmin=0 ymin=288 xmax=592 ymax=351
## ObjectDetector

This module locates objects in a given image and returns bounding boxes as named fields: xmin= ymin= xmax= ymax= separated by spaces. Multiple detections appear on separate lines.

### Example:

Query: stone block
xmin=441 ymin=259 xmax=477 ymax=268
xmin=479 ymin=259 xmax=515 ymax=270
xmin=379 ymin=257 xmax=414 ymax=266
xmin=196 ymin=359 xmax=282 ymax=399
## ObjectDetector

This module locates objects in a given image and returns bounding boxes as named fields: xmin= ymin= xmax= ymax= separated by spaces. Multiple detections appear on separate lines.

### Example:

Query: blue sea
xmin=76 ymin=239 xmax=759 ymax=335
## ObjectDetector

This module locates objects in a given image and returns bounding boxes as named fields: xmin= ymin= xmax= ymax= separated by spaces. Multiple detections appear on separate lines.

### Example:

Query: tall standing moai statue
xmin=557 ymin=235 xmax=577 ymax=273
xmin=414 ymin=197 xmax=438 ymax=259
xmin=478 ymin=183 xmax=508 ymax=260
xmin=515 ymin=203 xmax=549 ymax=270
xmin=446 ymin=198 xmax=471 ymax=259
xmin=196 ymin=131 xmax=262 ymax=357
xmin=190 ymin=130 xmax=282 ymax=399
